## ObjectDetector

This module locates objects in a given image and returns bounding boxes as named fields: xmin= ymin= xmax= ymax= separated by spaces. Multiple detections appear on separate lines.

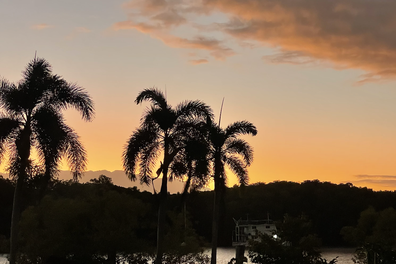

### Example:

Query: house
xmin=232 ymin=218 xmax=277 ymax=246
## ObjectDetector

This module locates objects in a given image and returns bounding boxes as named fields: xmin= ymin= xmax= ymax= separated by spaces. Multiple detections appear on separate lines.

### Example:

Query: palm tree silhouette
xmin=170 ymin=127 xmax=211 ymax=206
xmin=123 ymin=88 xmax=212 ymax=264
xmin=0 ymin=58 xmax=94 ymax=264
xmin=208 ymin=120 xmax=257 ymax=264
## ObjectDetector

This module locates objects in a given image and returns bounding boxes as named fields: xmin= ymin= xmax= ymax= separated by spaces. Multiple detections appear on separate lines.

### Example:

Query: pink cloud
xmin=31 ymin=23 xmax=53 ymax=30
xmin=202 ymin=0 xmax=396 ymax=82
xmin=113 ymin=20 xmax=234 ymax=60
xmin=189 ymin=59 xmax=209 ymax=65
xmin=116 ymin=0 xmax=396 ymax=81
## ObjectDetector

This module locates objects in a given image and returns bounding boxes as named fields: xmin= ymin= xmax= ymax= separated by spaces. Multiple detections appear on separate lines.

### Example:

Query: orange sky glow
xmin=2 ymin=0 xmax=396 ymax=191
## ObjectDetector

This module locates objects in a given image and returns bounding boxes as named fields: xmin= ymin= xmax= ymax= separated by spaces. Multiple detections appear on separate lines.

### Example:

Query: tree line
xmin=1 ymin=176 xmax=396 ymax=263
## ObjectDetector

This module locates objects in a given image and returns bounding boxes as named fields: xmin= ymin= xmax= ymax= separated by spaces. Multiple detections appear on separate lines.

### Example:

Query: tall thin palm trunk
xmin=10 ymin=126 xmax=31 ymax=264
xmin=211 ymin=152 xmax=222 ymax=264
xmin=211 ymin=181 xmax=221 ymax=264
xmin=155 ymin=169 xmax=168 ymax=264
xmin=9 ymin=174 xmax=24 ymax=264
xmin=155 ymin=140 xmax=170 ymax=264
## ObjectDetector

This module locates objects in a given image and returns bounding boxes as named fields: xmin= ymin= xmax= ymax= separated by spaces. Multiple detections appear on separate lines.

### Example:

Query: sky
xmin=1 ymin=0 xmax=396 ymax=191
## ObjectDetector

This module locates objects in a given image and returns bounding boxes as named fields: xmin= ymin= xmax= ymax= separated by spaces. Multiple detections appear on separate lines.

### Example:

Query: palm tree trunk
xmin=9 ymin=174 xmax=24 ymax=264
xmin=211 ymin=152 xmax=222 ymax=264
xmin=180 ymin=170 xmax=192 ymax=209
xmin=10 ymin=126 xmax=31 ymax=264
xmin=154 ymin=166 xmax=168 ymax=264
xmin=211 ymin=179 xmax=221 ymax=264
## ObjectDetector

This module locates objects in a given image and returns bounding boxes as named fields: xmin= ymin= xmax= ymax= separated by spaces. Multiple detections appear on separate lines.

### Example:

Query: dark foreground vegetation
xmin=1 ymin=175 xmax=396 ymax=263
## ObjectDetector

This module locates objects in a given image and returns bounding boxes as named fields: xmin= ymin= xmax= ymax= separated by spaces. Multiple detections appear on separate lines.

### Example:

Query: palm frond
xmin=0 ymin=80 xmax=24 ymax=115
xmin=32 ymin=107 xmax=70 ymax=179
xmin=224 ymin=138 xmax=254 ymax=166
xmin=139 ymin=140 xmax=161 ymax=185
xmin=45 ymin=79 xmax=94 ymax=121
xmin=65 ymin=130 xmax=87 ymax=181
xmin=0 ymin=117 xmax=20 ymax=164
xmin=22 ymin=58 xmax=52 ymax=81
xmin=225 ymin=121 xmax=257 ymax=138
xmin=141 ymin=105 xmax=176 ymax=132
xmin=169 ymin=160 xmax=188 ymax=181
xmin=175 ymin=100 xmax=213 ymax=121
xmin=123 ymin=127 xmax=159 ymax=182
xmin=135 ymin=88 xmax=168 ymax=109
xmin=224 ymin=155 xmax=248 ymax=185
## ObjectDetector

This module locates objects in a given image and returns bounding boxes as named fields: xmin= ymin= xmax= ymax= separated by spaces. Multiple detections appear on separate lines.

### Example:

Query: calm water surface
xmin=0 ymin=248 xmax=355 ymax=264
xmin=205 ymin=247 xmax=355 ymax=264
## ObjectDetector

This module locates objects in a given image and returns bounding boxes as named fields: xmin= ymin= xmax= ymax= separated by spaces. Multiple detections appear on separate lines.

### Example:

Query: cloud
xmin=355 ymin=175 xmax=396 ymax=180
xmin=263 ymin=50 xmax=319 ymax=66
xmin=117 ymin=0 xmax=396 ymax=81
xmin=113 ymin=20 xmax=234 ymax=60
xmin=152 ymin=8 xmax=187 ymax=27
xmin=190 ymin=59 xmax=208 ymax=65
xmin=114 ymin=0 xmax=235 ymax=61
xmin=66 ymin=27 xmax=91 ymax=40
xmin=31 ymin=23 xmax=53 ymax=30
xmin=349 ymin=175 xmax=396 ymax=191
xmin=201 ymin=0 xmax=396 ymax=82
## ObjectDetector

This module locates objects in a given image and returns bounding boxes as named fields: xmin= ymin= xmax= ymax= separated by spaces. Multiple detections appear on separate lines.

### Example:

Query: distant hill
xmin=0 ymin=170 xmax=188 ymax=194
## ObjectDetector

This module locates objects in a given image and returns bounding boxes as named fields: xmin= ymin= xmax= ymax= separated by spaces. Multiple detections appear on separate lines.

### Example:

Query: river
xmin=0 ymin=248 xmax=355 ymax=263
xmin=205 ymin=247 xmax=355 ymax=264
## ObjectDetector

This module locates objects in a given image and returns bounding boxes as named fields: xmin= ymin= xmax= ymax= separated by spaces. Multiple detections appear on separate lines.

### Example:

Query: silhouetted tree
xmin=171 ymin=138 xmax=210 ymax=207
xmin=18 ymin=181 xmax=149 ymax=264
xmin=0 ymin=58 xmax=94 ymax=264
xmin=248 ymin=214 xmax=336 ymax=264
xmin=123 ymin=88 xmax=212 ymax=264
xmin=341 ymin=207 xmax=396 ymax=264
xmin=208 ymin=120 xmax=257 ymax=264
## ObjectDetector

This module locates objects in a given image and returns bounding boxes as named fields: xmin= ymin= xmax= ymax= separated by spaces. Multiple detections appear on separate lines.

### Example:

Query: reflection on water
xmin=0 ymin=255 xmax=7 ymax=264
xmin=205 ymin=247 xmax=355 ymax=264
xmin=0 ymin=248 xmax=355 ymax=264
xmin=321 ymin=248 xmax=355 ymax=264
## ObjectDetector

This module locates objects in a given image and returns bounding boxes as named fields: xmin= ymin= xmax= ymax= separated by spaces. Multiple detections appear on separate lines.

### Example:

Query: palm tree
xmin=123 ymin=88 xmax=212 ymax=264
xmin=208 ymin=120 xmax=257 ymax=264
xmin=0 ymin=58 xmax=94 ymax=264
xmin=170 ymin=128 xmax=211 ymax=206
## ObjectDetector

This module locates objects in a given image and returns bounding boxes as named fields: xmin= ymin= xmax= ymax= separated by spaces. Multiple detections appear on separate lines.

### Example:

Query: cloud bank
xmin=351 ymin=175 xmax=396 ymax=190
xmin=115 ymin=0 xmax=396 ymax=82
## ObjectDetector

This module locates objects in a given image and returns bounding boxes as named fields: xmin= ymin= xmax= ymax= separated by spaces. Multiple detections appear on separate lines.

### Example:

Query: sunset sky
xmin=2 ymin=0 xmax=396 ymax=191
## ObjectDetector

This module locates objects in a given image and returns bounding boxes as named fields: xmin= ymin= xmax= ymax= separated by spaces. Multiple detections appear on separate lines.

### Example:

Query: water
xmin=206 ymin=247 xmax=355 ymax=264
xmin=0 ymin=248 xmax=355 ymax=264
xmin=321 ymin=248 xmax=355 ymax=264
xmin=0 ymin=255 xmax=7 ymax=264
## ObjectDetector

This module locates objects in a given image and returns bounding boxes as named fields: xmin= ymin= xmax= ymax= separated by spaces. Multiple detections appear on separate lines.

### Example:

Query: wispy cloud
xmin=189 ymin=59 xmax=208 ymax=65
xmin=113 ymin=0 xmax=235 ymax=61
xmin=349 ymin=175 xmax=396 ymax=191
xmin=355 ymin=175 xmax=396 ymax=180
xmin=66 ymin=27 xmax=92 ymax=40
xmin=31 ymin=23 xmax=53 ymax=30
xmin=116 ymin=0 xmax=396 ymax=81
xmin=113 ymin=20 xmax=234 ymax=60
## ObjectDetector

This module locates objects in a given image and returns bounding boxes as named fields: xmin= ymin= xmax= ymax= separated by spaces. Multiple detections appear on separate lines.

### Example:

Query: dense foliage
xmin=341 ymin=207 xmax=396 ymax=264
xmin=0 ymin=175 xmax=209 ymax=263
xmin=2 ymin=176 xmax=396 ymax=263
xmin=248 ymin=215 xmax=336 ymax=264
